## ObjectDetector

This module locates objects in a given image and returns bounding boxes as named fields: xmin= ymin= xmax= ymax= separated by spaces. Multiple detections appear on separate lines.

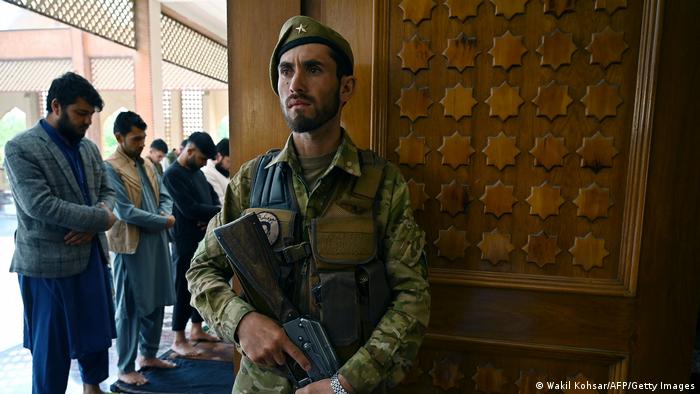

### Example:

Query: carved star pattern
xmin=580 ymin=80 xmax=622 ymax=120
xmin=436 ymin=180 xmax=470 ymax=216
xmin=569 ymin=233 xmax=609 ymax=271
xmin=443 ymin=32 xmax=480 ymax=71
xmin=400 ymin=358 xmax=425 ymax=385
xmin=480 ymin=180 xmax=517 ymax=218
xmin=586 ymin=26 xmax=629 ymax=68
xmin=399 ymin=0 xmax=437 ymax=24
xmin=529 ymin=133 xmax=568 ymax=170
xmin=406 ymin=179 xmax=430 ymax=211
xmin=430 ymin=356 xmax=465 ymax=390
xmin=438 ymin=131 xmax=475 ymax=169
xmin=543 ymin=0 xmax=576 ymax=17
xmin=522 ymin=231 xmax=561 ymax=268
xmin=594 ymin=0 xmax=627 ymax=15
xmin=440 ymin=83 xmax=477 ymax=121
xmin=434 ymin=226 xmax=470 ymax=260
xmin=489 ymin=30 xmax=527 ymax=70
xmin=516 ymin=369 xmax=551 ymax=393
xmin=576 ymin=131 xmax=618 ymax=172
xmin=573 ymin=182 xmax=611 ymax=220
xmin=532 ymin=81 xmax=573 ymax=120
xmin=396 ymin=131 xmax=430 ymax=167
xmin=396 ymin=84 xmax=433 ymax=122
xmin=485 ymin=82 xmax=524 ymax=121
xmin=398 ymin=33 xmax=434 ymax=73
xmin=483 ymin=131 xmax=520 ymax=170
xmin=473 ymin=364 xmax=509 ymax=394
xmin=478 ymin=229 xmax=514 ymax=265
xmin=526 ymin=181 xmax=565 ymax=220
xmin=489 ymin=0 xmax=529 ymax=19
xmin=445 ymin=0 xmax=483 ymax=22
xmin=536 ymin=28 xmax=576 ymax=70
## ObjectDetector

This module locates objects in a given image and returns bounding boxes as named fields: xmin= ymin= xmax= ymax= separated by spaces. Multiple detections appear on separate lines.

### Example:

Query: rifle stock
xmin=213 ymin=212 xmax=298 ymax=323
xmin=213 ymin=212 xmax=340 ymax=387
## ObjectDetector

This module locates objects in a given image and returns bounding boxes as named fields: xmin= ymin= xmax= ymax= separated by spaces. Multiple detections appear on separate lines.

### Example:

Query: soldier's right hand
xmin=236 ymin=311 xmax=311 ymax=372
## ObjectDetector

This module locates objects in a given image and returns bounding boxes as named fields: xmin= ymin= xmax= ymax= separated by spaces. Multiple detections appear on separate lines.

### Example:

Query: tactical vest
xmin=245 ymin=149 xmax=391 ymax=363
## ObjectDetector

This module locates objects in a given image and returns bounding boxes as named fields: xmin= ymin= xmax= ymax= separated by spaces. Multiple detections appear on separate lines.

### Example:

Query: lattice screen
xmin=162 ymin=90 xmax=172 ymax=143
xmin=5 ymin=0 xmax=135 ymax=48
xmin=181 ymin=89 xmax=203 ymax=136
xmin=161 ymin=13 xmax=228 ymax=84
xmin=39 ymin=90 xmax=48 ymax=117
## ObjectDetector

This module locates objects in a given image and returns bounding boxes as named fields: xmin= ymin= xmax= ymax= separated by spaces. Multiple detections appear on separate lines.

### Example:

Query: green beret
xmin=269 ymin=15 xmax=354 ymax=95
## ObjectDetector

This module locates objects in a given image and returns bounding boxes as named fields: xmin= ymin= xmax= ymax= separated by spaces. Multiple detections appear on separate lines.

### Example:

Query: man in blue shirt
xmin=4 ymin=72 xmax=117 ymax=394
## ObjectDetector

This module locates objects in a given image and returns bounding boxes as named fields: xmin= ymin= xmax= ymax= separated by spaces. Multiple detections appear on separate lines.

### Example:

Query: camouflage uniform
xmin=187 ymin=132 xmax=430 ymax=393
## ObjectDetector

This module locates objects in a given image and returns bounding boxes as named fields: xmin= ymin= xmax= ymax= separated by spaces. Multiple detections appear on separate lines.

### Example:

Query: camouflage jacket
xmin=187 ymin=132 xmax=430 ymax=392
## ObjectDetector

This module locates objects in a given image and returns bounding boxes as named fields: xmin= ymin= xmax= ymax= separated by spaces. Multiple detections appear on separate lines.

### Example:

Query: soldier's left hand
xmin=294 ymin=378 xmax=332 ymax=394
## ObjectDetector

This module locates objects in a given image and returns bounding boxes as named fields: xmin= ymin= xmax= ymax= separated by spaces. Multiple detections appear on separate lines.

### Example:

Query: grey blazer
xmin=4 ymin=121 xmax=116 ymax=278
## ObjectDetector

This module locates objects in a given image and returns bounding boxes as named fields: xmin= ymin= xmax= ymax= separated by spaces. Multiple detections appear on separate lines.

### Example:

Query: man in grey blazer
xmin=4 ymin=72 xmax=118 ymax=394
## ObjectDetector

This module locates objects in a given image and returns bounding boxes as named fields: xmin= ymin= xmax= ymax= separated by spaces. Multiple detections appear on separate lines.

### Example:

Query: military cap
xmin=269 ymin=15 xmax=354 ymax=95
xmin=187 ymin=132 xmax=217 ymax=160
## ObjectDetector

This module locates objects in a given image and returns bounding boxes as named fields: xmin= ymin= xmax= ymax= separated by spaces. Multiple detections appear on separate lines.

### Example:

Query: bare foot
xmin=83 ymin=384 xmax=105 ymax=394
xmin=118 ymin=371 xmax=148 ymax=386
xmin=171 ymin=340 xmax=201 ymax=356
xmin=191 ymin=331 xmax=220 ymax=342
xmin=139 ymin=357 xmax=177 ymax=369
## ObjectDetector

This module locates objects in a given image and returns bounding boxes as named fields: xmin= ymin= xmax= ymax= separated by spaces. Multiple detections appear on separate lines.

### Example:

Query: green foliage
xmin=102 ymin=108 xmax=126 ymax=157
xmin=218 ymin=115 xmax=229 ymax=141
xmin=0 ymin=108 xmax=27 ymax=166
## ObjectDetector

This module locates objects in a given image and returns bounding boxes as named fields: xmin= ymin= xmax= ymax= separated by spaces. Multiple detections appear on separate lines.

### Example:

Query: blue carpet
xmin=109 ymin=350 xmax=235 ymax=394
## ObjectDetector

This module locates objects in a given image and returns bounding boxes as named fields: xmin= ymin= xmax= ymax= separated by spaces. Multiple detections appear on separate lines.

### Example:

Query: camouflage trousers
xmin=233 ymin=356 xmax=292 ymax=393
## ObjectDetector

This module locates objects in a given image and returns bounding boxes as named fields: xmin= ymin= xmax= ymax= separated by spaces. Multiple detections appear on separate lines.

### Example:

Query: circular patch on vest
xmin=256 ymin=211 xmax=280 ymax=245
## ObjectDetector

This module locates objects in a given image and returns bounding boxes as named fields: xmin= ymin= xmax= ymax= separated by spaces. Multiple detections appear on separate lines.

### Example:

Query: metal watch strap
xmin=330 ymin=373 xmax=349 ymax=394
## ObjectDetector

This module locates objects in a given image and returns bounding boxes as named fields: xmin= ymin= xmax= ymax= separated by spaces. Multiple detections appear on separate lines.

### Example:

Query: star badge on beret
xmin=295 ymin=24 xmax=307 ymax=34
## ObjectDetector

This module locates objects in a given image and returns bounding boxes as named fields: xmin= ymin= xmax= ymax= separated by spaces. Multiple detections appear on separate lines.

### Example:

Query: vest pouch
xmin=241 ymin=207 xmax=297 ymax=250
xmin=310 ymin=216 xmax=377 ymax=270
xmin=356 ymin=260 xmax=391 ymax=334
xmin=314 ymin=270 xmax=360 ymax=349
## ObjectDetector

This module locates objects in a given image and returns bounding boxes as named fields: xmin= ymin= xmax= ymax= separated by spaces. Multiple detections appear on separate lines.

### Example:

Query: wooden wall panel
xmin=394 ymin=336 xmax=627 ymax=394
xmin=387 ymin=0 xmax=649 ymax=296
xmin=630 ymin=0 xmax=700 ymax=383
xmin=227 ymin=0 xmax=300 ymax=171
xmin=303 ymin=0 xmax=374 ymax=149
xmin=225 ymin=0 xmax=700 ymax=388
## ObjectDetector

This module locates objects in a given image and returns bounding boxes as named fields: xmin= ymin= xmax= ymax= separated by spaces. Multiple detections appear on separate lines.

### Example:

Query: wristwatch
xmin=330 ymin=372 xmax=349 ymax=394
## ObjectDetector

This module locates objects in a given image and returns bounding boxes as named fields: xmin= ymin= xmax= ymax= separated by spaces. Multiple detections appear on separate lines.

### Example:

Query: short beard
xmin=282 ymin=89 xmax=340 ymax=133
xmin=186 ymin=157 xmax=200 ymax=170
xmin=215 ymin=163 xmax=229 ymax=178
xmin=56 ymin=111 xmax=85 ymax=143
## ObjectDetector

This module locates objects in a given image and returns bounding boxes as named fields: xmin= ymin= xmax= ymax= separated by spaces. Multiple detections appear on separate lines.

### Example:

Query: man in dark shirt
xmin=162 ymin=131 xmax=221 ymax=355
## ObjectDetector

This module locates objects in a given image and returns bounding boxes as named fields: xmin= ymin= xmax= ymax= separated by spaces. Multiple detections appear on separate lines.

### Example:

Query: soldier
xmin=186 ymin=16 xmax=430 ymax=393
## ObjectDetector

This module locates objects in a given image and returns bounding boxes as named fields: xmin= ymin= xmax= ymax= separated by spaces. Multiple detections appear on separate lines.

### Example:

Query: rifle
xmin=213 ymin=212 xmax=340 ymax=387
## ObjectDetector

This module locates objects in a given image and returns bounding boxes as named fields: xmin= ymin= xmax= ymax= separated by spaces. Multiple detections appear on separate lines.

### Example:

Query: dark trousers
xmin=19 ymin=276 xmax=109 ymax=393
xmin=172 ymin=239 xmax=204 ymax=331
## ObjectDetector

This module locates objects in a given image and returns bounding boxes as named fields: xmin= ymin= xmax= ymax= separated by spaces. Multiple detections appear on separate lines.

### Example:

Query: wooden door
xmin=227 ymin=0 xmax=700 ymax=391
xmin=374 ymin=0 xmax=700 ymax=392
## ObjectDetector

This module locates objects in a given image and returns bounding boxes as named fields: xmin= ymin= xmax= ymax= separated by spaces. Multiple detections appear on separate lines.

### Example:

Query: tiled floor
xmin=0 ymin=307 xmax=194 ymax=394
xmin=0 ymin=212 xmax=232 ymax=393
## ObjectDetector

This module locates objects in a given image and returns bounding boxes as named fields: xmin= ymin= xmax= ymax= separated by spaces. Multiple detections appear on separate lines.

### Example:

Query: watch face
xmin=256 ymin=211 xmax=280 ymax=245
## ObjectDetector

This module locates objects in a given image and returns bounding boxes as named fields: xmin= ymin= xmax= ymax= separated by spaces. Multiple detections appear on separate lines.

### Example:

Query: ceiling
xmin=159 ymin=0 xmax=227 ymax=43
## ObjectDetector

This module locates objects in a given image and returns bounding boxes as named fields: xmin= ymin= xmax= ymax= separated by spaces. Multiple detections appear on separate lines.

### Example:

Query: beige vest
xmin=105 ymin=147 xmax=160 ymax=254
